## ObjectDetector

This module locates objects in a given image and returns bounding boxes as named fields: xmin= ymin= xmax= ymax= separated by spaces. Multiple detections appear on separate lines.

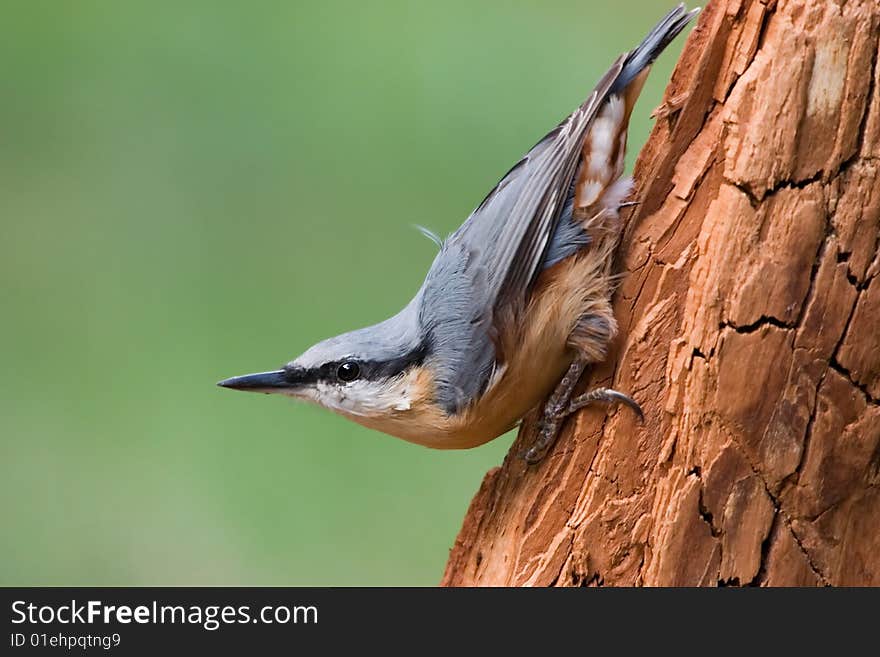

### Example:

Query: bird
xmin=219 ymin=5 xmax=699 ymax=464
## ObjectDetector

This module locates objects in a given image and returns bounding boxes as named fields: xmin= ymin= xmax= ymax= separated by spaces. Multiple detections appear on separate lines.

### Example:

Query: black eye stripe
xmin=284 ymin=343 xmax=428 ymax=386
xmin=357 ymin=343 xmax=428 ymax=381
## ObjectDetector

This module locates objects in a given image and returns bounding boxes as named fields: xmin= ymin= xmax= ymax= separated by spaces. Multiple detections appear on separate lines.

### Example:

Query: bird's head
xmin=218 ymin=303 xmax=429 ymax=420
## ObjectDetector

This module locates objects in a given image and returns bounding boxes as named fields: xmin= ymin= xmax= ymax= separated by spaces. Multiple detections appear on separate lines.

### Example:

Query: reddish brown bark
xmin=442 ymin=0 xmax=880 ymax=587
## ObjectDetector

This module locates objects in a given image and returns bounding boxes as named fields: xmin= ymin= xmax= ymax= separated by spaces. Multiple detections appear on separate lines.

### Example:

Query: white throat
xmin=284 ymin=373 xmax=416 ymax=417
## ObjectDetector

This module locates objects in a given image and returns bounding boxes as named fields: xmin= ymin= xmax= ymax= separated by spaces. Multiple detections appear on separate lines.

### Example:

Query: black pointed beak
xmin=217 ymin=369 xmax=290 ymax=393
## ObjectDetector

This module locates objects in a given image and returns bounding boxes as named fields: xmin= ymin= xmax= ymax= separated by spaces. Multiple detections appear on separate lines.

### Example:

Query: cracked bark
xmin=442 ymin=0 xmax=880 ymax=587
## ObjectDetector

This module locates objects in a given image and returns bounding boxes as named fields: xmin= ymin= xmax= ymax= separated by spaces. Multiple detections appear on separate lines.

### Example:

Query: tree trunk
xmin=442 ymin=0 xmax=880 ymax=587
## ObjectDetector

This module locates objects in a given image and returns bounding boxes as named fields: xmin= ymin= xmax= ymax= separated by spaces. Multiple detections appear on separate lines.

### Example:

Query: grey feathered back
xmin=417 ymin=4 xmax=695 ymax=413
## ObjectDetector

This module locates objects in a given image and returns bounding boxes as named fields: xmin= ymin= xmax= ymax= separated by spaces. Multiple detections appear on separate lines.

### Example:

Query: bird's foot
xmin=523 ymin=384 xmax=643 ymax=466
xmin=567 ymin=387 xmax=644 ymax=421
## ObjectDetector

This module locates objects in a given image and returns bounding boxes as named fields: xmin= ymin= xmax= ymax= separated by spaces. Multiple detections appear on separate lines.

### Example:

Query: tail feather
xmin=545 ymin=5 xmax=698 ymax=272
xmin=610 ymin=3 xmax=700 ymax=96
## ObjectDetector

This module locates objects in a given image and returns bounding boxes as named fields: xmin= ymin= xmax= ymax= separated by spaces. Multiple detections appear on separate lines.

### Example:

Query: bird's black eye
xmin=336 ymin=361 xmax=361 ymax=383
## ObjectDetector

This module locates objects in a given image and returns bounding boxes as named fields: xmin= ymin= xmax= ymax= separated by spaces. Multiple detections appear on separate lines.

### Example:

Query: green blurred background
xmin=1 ymin=0 xmax=686 ymax=585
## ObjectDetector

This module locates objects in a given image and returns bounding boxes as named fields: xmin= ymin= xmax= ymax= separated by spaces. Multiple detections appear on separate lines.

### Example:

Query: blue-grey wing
xmin=420 ymin=5 xmax=697 ymax=413
xmin=418 ymin=61 xmax=624 ymax=413
xmin=419 ymin=240 xmax=494 ymax=413
xmin=450 ymin=59 xmax=623 ymax=313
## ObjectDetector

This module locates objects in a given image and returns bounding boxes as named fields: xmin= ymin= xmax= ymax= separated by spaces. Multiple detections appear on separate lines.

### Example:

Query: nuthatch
xmin=219 ymin=5 xmax=698 ymax=463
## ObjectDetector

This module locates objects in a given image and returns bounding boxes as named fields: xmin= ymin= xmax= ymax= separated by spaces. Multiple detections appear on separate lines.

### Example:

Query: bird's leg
xmin=523 ymin=359 xmax=643 ymax=465
xmin=522 ymin=359 xmax=586 ymax=464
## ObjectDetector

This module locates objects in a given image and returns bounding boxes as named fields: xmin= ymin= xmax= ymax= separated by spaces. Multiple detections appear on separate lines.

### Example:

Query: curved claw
xmin=567 ymin=387 xmax=645 ymax=422
xmin=599 ymin=389 xmax=645 ymax=422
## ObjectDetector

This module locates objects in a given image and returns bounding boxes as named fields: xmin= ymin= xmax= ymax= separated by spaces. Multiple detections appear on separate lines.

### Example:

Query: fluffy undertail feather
xmin=573 ymin=5 xmax=697 ymax=231
xmin=539 ymin=6 xmax=698 ymax=275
